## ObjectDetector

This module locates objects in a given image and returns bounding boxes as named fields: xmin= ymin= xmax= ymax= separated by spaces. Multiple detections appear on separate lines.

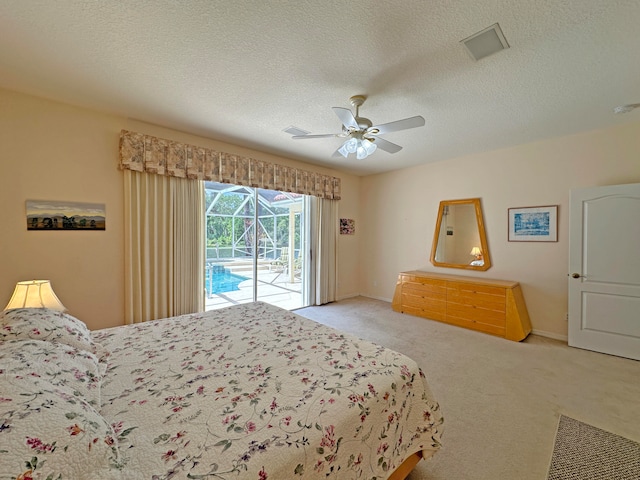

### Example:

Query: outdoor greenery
xmin=205 ymin=188 xmax=301 ymax=258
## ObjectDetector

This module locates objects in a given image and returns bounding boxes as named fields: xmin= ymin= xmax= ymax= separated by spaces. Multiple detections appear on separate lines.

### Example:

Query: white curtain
xmin=124 ymin=170 xmax=205 ymax=323
xmin=308 ymin=196 xmax=338 ymax=305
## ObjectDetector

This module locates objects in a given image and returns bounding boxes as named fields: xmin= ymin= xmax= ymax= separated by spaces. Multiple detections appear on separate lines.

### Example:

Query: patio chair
xmin=270 ymin=247 xmax=289 ymax=272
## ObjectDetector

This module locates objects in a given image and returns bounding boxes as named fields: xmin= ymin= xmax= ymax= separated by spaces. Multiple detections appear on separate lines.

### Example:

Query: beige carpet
xmin=295 ymin=296 xmax=640 ymax=480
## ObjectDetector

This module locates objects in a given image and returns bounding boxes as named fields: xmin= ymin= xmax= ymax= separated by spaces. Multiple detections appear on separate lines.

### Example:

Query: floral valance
xmin=119 ymin=130 xmax=341 ymax=200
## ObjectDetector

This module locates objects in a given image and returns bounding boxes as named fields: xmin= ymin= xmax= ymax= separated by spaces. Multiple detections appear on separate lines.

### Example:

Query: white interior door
xmin=568 ymin=182 xmax=640 ymax=361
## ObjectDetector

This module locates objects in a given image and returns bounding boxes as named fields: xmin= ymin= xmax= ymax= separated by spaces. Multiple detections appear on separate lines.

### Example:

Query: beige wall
xmin=0 ymin=90 xmax=125 ymax=330
xmin=0 ymin=89 xmax=360 ymax=329
xmin=4 ymin=85 xmax=638 ymax=338
xmin=360 ymin=121 xmax=640 ymax=339
xmin=334 ymin=173 xmax=361 ymax=299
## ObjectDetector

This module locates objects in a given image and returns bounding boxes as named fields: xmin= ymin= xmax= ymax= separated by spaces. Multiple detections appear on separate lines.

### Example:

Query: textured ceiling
xmin=1 ymin=0 xmax=639 ymax=176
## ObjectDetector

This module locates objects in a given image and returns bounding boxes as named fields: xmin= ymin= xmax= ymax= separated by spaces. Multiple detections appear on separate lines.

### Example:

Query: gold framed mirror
xmin=430 ymin=198 xmax=492 ymax=271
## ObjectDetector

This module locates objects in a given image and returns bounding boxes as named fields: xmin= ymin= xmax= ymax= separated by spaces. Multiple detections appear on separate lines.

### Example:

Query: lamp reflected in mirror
xmin=469 ymin=246 xmax=484 ymax=266
xmin=430 ymin=198 xmax=492 ymax=271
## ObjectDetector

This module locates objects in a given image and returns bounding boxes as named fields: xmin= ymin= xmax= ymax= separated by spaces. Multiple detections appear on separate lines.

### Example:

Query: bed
xmin=0 ymin=302 xmax=443 ymax=479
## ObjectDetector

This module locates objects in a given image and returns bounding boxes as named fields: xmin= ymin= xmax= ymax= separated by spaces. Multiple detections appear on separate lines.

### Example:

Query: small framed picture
xmin=508 ymin=205 xmax=558 ymax=242
xmin=339 ymin=218 xmax=355 ymax=235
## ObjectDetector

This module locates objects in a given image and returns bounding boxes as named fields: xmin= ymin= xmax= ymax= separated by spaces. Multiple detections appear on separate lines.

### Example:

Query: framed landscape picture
xmin=26 ymin=200 xmax=106 ymax=230
xmin=508 ymin=205 xmax=557 ymax=242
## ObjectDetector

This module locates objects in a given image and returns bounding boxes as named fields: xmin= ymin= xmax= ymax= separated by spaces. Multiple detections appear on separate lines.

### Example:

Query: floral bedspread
xmin=94 ymin=302 xmax=443 ymax=479
xmin=0 ymin=308 xmax=121 ymax=479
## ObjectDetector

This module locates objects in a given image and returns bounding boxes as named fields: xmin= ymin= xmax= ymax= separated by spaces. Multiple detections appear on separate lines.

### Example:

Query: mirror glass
xmin=430 ymin=198 xmax=491 ymax=271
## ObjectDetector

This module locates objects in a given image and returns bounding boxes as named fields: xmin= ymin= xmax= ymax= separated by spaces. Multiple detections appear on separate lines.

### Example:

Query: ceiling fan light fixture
xmin=357 ymin=138 xmax=377 ymax=159
xmin=346 ymin=137 xmax=359 ymax=153
xmin=339 ymin=136 xmax=377 ymax=160
xmin=338 ymin=137 xmax=357 ymax=157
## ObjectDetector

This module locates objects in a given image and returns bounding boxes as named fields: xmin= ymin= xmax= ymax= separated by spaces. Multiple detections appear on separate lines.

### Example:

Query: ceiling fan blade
xmin=369 ymin=115 xmax=425 ymax=135
xmin=371 ymin=137 xmax=403 ymax=154
xmin=332 ymin=107 xmax=359 ymax=130
xmin=292 ymin=133 xmax=341 ymax=139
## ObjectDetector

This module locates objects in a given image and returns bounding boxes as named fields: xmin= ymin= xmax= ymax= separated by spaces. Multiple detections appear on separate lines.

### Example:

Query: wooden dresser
xmin=392 ymin=271 xmax=531 ymax=341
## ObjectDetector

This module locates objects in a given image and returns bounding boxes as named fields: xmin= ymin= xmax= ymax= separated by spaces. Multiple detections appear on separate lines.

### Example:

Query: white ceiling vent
xmin=461 ymin=23 xmax=509 ymax=61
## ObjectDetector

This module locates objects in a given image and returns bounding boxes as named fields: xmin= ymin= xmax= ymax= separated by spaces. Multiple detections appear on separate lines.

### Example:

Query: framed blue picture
xmin=508 ymin=205 xmax=558 ymax=242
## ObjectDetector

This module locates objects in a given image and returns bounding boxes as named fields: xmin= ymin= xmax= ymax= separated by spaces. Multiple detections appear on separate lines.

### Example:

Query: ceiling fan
xmin=291 ymin=95 xmax=425 ymax=159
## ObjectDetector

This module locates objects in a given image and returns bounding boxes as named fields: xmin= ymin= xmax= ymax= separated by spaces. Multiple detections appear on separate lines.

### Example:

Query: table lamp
xmin=4 ymin=280 xmax=66 ymax=311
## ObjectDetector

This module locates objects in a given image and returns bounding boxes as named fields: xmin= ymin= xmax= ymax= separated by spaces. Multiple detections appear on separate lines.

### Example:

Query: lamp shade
xmin=470 ymin=247 xmax=482 ymax=257
xmin=4 ymin=280 xmax=66 ymax=311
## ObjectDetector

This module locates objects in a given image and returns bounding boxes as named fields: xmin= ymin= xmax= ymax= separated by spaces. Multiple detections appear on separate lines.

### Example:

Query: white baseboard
xmin=335 ymin=293 xmax=393 ymax=303
xmin=335 ymin=293 xmax=360 ymax=301
xmin=531 ymin=329 xmax=568 ymax=342
xmin=359 ymin=294 xmax=393 ymax=303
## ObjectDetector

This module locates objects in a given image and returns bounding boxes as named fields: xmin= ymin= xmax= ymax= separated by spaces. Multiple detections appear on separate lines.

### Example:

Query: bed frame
xmin=388 ymin=451 xmax=424 ymax=480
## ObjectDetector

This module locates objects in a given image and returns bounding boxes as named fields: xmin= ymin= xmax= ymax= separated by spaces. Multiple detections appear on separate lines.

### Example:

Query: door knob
xmin=570 ymin=273 xmax=581 ymax=278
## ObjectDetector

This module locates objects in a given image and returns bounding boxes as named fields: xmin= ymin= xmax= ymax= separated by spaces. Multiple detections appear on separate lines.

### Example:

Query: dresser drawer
xmin=447 ymin=282 xmax=506 ymax=312
xmin=402 ymin=303 xmax=446 ymax=321
xmin=403 ymin=281 xmax=447 ymax=301
xmin=444 ymin=313 xmax=506 ymax=337
xmin=404 ymin=275 xmax=447 ymax=288
xmin=446 ymin=302 xmax=506 ymax=327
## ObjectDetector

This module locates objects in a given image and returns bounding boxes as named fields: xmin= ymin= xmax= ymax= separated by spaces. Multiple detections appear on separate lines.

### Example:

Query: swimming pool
xmin=205 ymin=265 xmax=248 ymax=295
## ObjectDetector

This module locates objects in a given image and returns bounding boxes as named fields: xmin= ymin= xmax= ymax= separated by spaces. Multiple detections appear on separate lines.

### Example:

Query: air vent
xmin=283 ymin=126 xmax=310 ymax=136
xmin=461 ymin=23 xmax=509 ymax=61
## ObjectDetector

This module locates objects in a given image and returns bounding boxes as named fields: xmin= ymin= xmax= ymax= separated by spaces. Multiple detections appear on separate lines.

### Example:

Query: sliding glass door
xmin=204 ymin=181 xmax=307 ymax=310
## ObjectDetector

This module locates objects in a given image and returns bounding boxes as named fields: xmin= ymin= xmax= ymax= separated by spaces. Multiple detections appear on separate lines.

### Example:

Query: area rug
xmin=547 ymin=415 xmax=640 ymax=480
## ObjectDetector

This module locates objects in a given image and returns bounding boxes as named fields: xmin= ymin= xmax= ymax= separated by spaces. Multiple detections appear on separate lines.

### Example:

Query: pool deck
xmin=205 ymin=265 xmax=303 ymax=311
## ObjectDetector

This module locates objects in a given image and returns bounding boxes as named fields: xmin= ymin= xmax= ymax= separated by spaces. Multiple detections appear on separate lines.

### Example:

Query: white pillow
xmin=0 ymin=308 xmax=110 ymax=361
xmin=0 ymin=339 xmax=102 ymax=407
xmin=0 ymin=371 xmax=123 ymax=479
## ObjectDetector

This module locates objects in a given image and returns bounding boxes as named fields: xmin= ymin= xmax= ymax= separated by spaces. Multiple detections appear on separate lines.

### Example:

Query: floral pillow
xmin=0 ymin=308 xmax=110 ymax=362
xmin=0 ymin=339 xmax=103 ymax=407
xmin=0 ymin=370 xmax=124 ymax=479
